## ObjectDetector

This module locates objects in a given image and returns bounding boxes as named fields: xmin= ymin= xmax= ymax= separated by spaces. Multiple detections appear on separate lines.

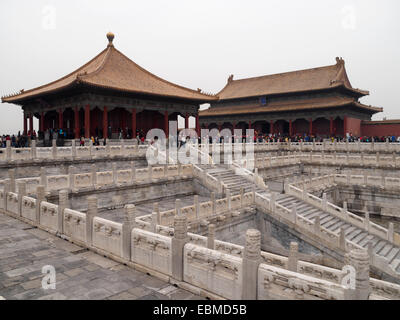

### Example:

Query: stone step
xmin=320 ymin=215 xmax=336 ymax=225
xmin=391 ymin=259 xmax=400 ymax=272
xmin=359 ymin=235 xmax=375 ymax=248
xmin=322 ymin=217 xmax=340 ymax=229
xmin=344 ymin=226 xmax=357 ymax=236
xmin=302 ymin=209 xmax=322 ymax=220
xmin=374 ymin=241 xmax=387 ymax=254
xmin=328 ymin=221 xmax=346 ymax=232
xmin=386 ymin=248 xmax=400 ymax=263
xmin=365 ymin=237 xmax=380 ymax=249
xmin=379 ymin=243 xmax=394 ymax=257
xmin=347 ymin=229 xmax=363 ymax=241
xmin=352 ymin=232 xmax=369 ymax=244
xmin=294 ymin=203 xmax=311 ymax=212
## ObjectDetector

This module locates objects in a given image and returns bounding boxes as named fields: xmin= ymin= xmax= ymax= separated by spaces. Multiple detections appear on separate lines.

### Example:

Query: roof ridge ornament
xmin=227 ymin=74 xmax=234 ymax=83
xmin=335 ymin=57 xmax=345 ymax=66
xmin=107 ymin=32 xmax=115 ymax=47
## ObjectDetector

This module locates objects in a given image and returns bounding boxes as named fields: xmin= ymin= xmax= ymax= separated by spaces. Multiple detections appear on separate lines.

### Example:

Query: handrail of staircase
xmin=148 ymin=144 xmax=176 ymax=165
xmin=254 ymin=191 xmax=399 ymax=279
xmin=188 ymin=142 xmax=214 ymax=166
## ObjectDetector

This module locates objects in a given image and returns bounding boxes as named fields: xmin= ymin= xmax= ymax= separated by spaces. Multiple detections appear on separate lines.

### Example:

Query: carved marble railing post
xmin=342 ymin=201 xmax=348 ymax=215
xmin=148 ymin=165 xmax=153 ymax=182
xmin=226 ymin=189 xmax=232 ymax=211
xmin=86 ymin=196 xmax=98 ymax=247
xmin=17 ymin=181 xmax=26 ymax=217
xmin=68 ymin=166 xmax=75 ymax=190
xmin=313 ymin=214 xmax=320 ymax=235
xmin=388 ymin=222 xmax=394 ymax=243
xmin=175 ymin=199 xmax=181 ymax=216
xmin=131 ymin=162 xmax=136 ymax=183
xmin=91 ymin=164 xmax=97 ymax=187
xmin=89 ymin=139 xmax=93 ymax=158
xmin=392 ymin=152 xmax=396 ymax=167
xmin=339 ymin=227 xmax=346 ymax=251
xmin=3 ymin=179 xmax=10 ymax=211
xmin=270 ymin=192 xmax=276 ymax=212
xmin=31 ymin=140 xmax=37 ymax=160
xmin=363 ymin=172 xmax=368 ymax=186
xmin=52 ymin=139 xmax=57 ymax=159
xmin=121 ymin=139 xmax=125 ymax=156
xmin=72 ymin=140 xmax=77 ymax=159
xmin=39 ymin=167 xmax=47 ymax=190
xmin=211 ymin=192 xmax=216 ymax=215
xmin=8 ymin=169 xmax=16 ymax=193
xmin=242 ymin=229 xmax=262 ymax=300
xmin=6 ymin=140 xmax=11 ymax=162
xmin=122 ymin=204 xmax=136 ymax=261
xmin=381 ymin=175 xmax=386 ymax=189
xmin=171 ymin=213 xmax=189 ymax=281
xmin=153 ymin=202 xmax=161 ymax=225
xmin=288 ymin=241 xmax=299 ymax=272
xmin=322 ymin=193 xmax=327 ymax=211
xmin=240 ymin=187 xmax=244 ymax=208
xmin=207 ymin=224 xmax=216 ymax=250
xmin=178 ymin=163 xmax=182 ymax=177
xmin=163 ymin=164 xmax=168 ymax=178
xmin=364 ymin=212 xmax=370 ymax=232
xmin=344 ymin=249 xmax=371 ymax=300
xmin=376 ymin=152 xmax=380 ymax=166
xmin=112 ymin=163 xmax=118 ymax=185
xmin=291 ymin=206 xmax=297 ymax=224
xmin=194 ymin=195 xmax=199 ymax=220
xmin=58 ymin=190 xmax=69 ymax=234
xmin=36 ymin=185 xmax=45 ymax=225
xmin=106 ymin=143 xmax=111 ymax=158
xmin=151 ymin=212 xmax=158 ymax=233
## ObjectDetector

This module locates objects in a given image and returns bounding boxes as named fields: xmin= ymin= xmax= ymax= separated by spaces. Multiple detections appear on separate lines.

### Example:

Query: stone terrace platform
xmin=0 ymin=213 xmax=203 ymax=300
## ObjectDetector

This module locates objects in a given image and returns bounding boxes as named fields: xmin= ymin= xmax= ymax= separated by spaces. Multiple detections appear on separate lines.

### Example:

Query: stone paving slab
xmin=0 ymin=213 xmax=205 ymax=300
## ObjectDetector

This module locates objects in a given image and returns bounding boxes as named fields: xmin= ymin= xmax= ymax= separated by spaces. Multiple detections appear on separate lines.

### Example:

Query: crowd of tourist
xmin=2 ymin=129 xmax=400 ymax=148
xmin=0 ymin=131 xmax=36 ymax=148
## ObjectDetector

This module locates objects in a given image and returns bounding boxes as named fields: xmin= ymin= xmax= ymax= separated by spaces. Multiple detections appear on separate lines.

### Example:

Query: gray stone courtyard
xmin=0 ymin=213 xmax=203 ymax=300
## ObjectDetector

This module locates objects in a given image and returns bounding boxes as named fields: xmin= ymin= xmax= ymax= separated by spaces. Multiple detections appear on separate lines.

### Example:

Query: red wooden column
xmin=289 ymin=120 xmax=293 ymax=136
xmin=164 ymin=110 xmax=169 ymax=137
xmin=343 ymin=116 xmax=348 ymax=137
xmin=103 ymin=107 xmax=108 ymax=139
xmin=270 ymin=121 xmax=274 ymax=134
xmin=121 ymin=109 xmax=127 ymax=137
xmin=23 ymin=112 xmax=27 ymax=135
xmin=309 ymin=118 xmax=313 ymax=136
xmin=185 ymin=113 xmax=189 ymax=129
xmin=196 ymin=114 xmax=200 ymax=136
xmin=232 ymin=122 xmax=236 ymax=135
xmin=330 ymin=117 xmax=333 ymax=136
xmin=74 ymin=107 xmax=80 ymax=139
xmin=29 ymin=114 xmax=33 ymax=135
xmin=131 ymin=108 xmax=137 ymax=138
xmin=40 ymin=112 xmax=44 ymax=132
xmin=58 ymin=109 xmax=63 ymax=129
xmin=84 ymin=105 xmax=90 ymax=138
xmin=248 ymin=121 xmax=252 ymax=130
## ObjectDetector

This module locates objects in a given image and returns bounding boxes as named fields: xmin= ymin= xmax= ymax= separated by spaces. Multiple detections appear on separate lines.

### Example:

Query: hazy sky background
xmin=0 ymin=0 xmax=399 ymax=134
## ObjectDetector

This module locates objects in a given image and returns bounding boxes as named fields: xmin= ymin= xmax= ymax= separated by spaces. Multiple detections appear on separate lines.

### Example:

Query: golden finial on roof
xmin=107 ymin=32 xmax=115 ymax=46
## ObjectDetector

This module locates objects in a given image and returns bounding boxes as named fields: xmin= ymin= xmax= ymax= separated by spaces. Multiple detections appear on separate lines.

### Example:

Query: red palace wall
xmin=345 ymin=117 xmax=361 ymax=136
xmin=361 ymin=123 xmax=400 ymax=137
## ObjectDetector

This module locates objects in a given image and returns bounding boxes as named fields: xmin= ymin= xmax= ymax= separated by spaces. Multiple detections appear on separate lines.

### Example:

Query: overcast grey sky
xmin=0 ymin=0 xmax=399 ymax=134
